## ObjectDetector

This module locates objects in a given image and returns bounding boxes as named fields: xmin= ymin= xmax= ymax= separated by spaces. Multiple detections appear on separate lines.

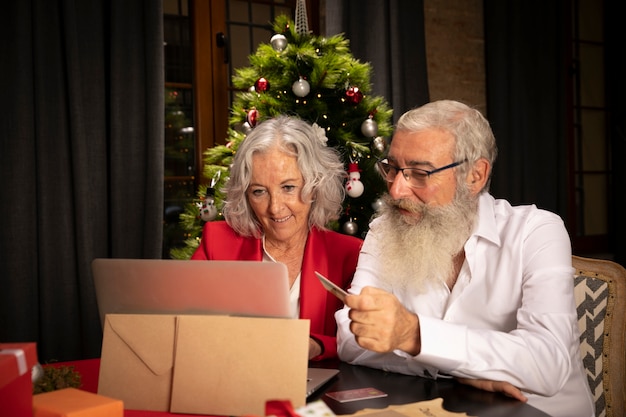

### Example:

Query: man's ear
xmin=465 ymin=158 xmax=490 ymax=195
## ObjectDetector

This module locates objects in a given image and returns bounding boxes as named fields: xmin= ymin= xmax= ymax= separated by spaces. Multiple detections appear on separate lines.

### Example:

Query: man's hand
xmin=456 ymin=377 xmax=528 ymax=402
xmin=345 ymin=286 xmax=421 ymax=355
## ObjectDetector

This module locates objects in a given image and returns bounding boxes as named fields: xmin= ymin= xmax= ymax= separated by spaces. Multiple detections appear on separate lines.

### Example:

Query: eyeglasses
xmin=377 ymin=159 xmax=467 ymax=188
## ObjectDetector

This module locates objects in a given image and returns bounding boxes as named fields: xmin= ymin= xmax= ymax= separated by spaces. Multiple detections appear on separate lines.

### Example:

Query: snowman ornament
xmin=200 ymin=188 xmax=217 ymax=222
xmin=345 ymin=162 xmax=364 ymax=198
xmin=199 ymin=171 xmax=221 ymax=222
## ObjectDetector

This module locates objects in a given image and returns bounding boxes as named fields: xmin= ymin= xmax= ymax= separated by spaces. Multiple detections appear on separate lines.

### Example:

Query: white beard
xmin=372 ymin=187 xmax=478 ymax=293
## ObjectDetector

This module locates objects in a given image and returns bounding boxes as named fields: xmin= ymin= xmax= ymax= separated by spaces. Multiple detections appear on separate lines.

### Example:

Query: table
xmin=308 ymin=361 xmax=550 ymax=417
xmin=48 ymin=359 xmax=550 ymax=417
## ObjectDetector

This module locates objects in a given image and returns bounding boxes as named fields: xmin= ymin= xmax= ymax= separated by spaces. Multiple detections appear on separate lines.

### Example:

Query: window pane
xmin=578 ymin=0 xmax=603 ymax=42
xmin=580 ymin=109 xmax=606 ymax=172
xmin=253 ymin=27 xmax=272 ymax=50
xmin=579 ymin=43 xmax=604 ymax=108
xmin=230 ymin=25 xmax=252 ymax=71
xmin=163 ymin=0 xmax=195 ymax=257
xmin=251 ymin=3 xmax=271 ymax=25
xmin=581 ymin=174 xmax=608 ymax=235
xmin=164 ymin=7 xmax=192 ymax=84
xmin=165 ymin=88 xmax=195 ymax=178
xmin=229 ymin=0 xmax=250 ymax=22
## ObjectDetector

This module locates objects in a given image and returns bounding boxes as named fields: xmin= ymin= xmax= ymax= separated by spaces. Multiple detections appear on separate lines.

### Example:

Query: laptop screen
xmin=92 ymin=258 xmax=291 ymax=327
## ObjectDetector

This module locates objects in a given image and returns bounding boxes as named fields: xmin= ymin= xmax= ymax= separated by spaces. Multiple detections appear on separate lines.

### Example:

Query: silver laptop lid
xmin=92 ymin=258 xmax=291 ymax=326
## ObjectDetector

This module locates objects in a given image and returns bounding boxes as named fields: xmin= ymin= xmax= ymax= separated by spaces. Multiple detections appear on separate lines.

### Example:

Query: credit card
xmin=315 ymin=271 xmax=348 ymax=303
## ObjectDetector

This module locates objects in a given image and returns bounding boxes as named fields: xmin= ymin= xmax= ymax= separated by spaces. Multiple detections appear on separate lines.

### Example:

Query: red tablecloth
xmin=46 ymin=359 xmax=214 ymax=417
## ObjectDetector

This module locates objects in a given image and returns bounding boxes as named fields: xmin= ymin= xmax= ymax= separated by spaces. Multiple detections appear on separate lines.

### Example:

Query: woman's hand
xmin=308 ymin=337 xmax=322 ymax=359
xmin=456 ymin=377 xmax=528 ymax=402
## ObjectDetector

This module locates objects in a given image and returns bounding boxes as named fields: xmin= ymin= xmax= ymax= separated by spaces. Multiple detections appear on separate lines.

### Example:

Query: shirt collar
xmin=472 ymin=192 xmax=501 ymax=247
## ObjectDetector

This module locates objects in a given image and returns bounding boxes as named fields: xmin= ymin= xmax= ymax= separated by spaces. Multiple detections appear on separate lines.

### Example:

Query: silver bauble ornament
xmin=371 ymin=198 xmax=384 ymax=212
xmin=270 ymin=34 xmax=288 ymax=52
xmin=361 ymin=118 xmax=378 ymax=137
xmin=292 ymin=77 xmax=310 ymax=97
xmin=371 ymin=136 xmax=387 ymax=154
xmin=342 ymin=219 xmax=358 ymax=235
xmin=31 ymin=363 xmax=44 ymax=383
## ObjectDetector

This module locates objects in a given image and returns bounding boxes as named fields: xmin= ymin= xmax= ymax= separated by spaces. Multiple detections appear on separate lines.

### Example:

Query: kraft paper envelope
xmin=170 ymin=315 xmax=310 ymax=416
xmin=98 ymin=314 xmax=176 ymax=411
xmin=350 ymin=398 xmax=473 ymax=417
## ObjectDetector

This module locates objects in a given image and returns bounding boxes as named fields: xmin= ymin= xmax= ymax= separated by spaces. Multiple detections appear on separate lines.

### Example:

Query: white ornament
xmin=345 ymin=162 xmax=364 ymax=198
xmin=200 ymin=193 xmax=217 ymax=222
xmin=199 ymin=172 xmax=221 ymax=222
xmin=292 ymin=77 xmax=310 ymax=97
xmin=270 ymin=34 xmax=288 ymax=52
xmin=311 ymin=123 xmax=328 ymax=146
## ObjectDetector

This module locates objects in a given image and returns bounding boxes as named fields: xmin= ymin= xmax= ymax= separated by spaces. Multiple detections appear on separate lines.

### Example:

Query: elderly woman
xmin=192 ymin=116 xmax=363 ymax=360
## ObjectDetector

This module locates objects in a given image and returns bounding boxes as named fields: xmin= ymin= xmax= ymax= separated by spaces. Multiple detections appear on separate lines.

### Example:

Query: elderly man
xmin=336 ymin=100 xmax=594 ymax=417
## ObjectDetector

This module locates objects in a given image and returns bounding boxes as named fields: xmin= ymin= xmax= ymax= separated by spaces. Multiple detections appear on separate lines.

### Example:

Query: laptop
xmin=91 ymin=258 xmax=338 ymax=397
xmin=307 ymin=368 xmax=339 ymax=396
xmin=92 ymin=258 xmax=291 ymax=326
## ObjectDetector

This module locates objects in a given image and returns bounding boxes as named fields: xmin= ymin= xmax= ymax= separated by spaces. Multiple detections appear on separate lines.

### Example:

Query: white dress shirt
xmin=336 ymin=193 xmax=594 ymax=417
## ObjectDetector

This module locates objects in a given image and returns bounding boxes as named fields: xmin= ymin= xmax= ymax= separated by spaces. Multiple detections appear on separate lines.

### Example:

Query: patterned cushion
xmin=574 ymin=274 xmax=609 ymax=417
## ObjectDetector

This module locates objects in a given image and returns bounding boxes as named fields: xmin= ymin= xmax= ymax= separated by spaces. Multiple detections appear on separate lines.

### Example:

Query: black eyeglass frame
xmin=376 ymin=159 xmax=467 ymax=188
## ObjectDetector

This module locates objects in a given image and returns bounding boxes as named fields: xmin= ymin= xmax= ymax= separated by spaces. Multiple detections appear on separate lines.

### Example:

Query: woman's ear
xmin=465 ymin=158 xmax=490 ymax=195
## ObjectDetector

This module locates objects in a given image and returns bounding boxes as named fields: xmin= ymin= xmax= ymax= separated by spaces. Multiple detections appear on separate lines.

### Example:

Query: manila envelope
xmin=98 ymin=314 xmax=176 ymax=411
xmin=170 ymin=315 xmax=310 ymax=416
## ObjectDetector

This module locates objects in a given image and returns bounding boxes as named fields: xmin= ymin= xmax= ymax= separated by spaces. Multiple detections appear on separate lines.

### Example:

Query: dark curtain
xmin=0 ymin=1 xmax=164 ymax=362
xmin=483 ymin=0 xmax=569 ymax=215
xmin=484 ymin=0 xmax=626 ymax=266
xmin=606 ymin=1 xmax=626 ymax=266
xmin=325 ymin=0 xmax=430 ymax=122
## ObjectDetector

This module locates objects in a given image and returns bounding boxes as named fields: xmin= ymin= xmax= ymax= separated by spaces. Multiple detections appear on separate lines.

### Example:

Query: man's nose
xmin=388 ymin=172 xmax=413 ymax=199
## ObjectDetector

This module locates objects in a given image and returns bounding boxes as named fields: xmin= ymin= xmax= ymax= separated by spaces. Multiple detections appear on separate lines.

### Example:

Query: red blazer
xmin=191 ymin=221 xmax=362 ymax=360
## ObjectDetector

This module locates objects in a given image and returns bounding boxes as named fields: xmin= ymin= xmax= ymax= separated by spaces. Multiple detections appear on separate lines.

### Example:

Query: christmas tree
xmin=170 ymin=14 xmax=393 ymax=259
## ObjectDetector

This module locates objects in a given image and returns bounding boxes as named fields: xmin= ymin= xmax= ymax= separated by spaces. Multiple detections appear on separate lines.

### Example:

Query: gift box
xmin=33 ymin=387 xmax=123 ymax=417
xmin=0 ymin=342 xmax=39 ymax=417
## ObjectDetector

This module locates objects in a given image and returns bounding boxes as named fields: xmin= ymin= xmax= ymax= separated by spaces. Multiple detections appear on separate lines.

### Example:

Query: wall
xmin=423 ymin=0 xmax=486 ymax=115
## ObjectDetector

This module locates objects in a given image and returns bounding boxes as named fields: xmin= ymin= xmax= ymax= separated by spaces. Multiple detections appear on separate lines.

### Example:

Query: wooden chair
xmin=572 ymin=255 xmax=626 ymax=417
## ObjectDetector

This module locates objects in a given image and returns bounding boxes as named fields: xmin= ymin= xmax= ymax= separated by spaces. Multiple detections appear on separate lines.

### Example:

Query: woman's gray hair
xmin=223 ymin=115 xmax=346 ymax=238
xmin=395 ymin=100 xmax=498 ymax=192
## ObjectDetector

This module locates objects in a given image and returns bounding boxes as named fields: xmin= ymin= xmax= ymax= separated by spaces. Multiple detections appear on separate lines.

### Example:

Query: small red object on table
xmin=0 ymin=342 xmax=39 ymax=417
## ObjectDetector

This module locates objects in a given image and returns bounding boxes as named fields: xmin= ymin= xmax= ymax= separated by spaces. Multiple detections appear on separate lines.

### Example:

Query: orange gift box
xmin=0 ymin=342 xmax=38 ymax=417
xmin=33 ymin=387 xmax=123 ymax=417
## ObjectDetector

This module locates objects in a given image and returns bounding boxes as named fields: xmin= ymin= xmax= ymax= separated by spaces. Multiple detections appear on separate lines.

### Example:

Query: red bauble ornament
xmin=246 ymin=109 xmax=259 ymax=127
xmin=254 ymin=77 xmax=270 ymax=92
xmin=345 ymin=86 xmax=363 ymax=105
